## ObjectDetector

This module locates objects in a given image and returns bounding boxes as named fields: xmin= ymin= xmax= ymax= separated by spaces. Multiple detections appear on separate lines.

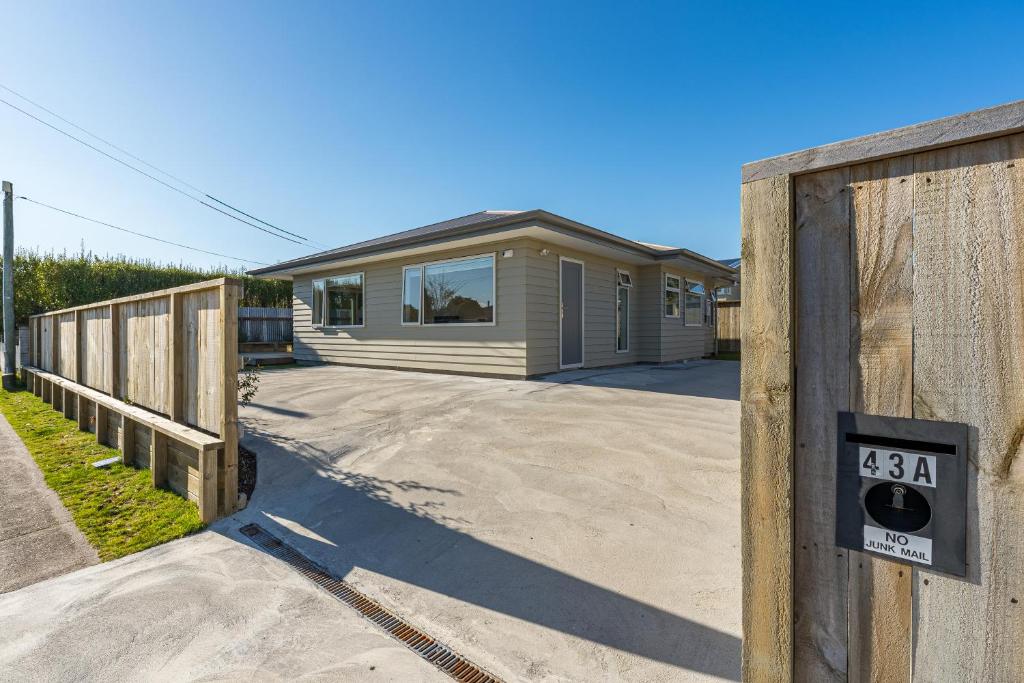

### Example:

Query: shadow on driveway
xmin=532 ymin=361 xmax=740 ymax=401
xmin=224 ymin=420 xmax=741 ymax=681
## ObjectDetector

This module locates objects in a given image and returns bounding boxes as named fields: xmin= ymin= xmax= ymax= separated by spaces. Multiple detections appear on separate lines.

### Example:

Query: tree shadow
xmin=219 ymin=419 xmax=742 ymax=681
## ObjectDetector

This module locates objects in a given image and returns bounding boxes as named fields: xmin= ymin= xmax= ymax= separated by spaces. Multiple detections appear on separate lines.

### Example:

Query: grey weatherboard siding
xmin=292 ymin=237 xmax=717 ymax=378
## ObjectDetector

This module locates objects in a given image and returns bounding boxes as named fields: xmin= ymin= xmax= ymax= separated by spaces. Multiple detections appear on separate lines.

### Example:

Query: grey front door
xmin=560 ymin=259 xmax=584 ymax=368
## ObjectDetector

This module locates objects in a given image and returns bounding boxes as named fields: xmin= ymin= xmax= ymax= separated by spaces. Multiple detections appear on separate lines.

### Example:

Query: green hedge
xmin=9 ymin=249 xmax=291 ymax=322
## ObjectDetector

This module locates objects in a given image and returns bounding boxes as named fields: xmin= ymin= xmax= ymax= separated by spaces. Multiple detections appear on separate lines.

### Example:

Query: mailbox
xmin=835 ymin=412 xmax=968 ymax=576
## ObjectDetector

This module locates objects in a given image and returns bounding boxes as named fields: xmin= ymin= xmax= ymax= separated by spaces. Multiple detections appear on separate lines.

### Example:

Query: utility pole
xmin=2 ymin=181 xmax=14 ymax=390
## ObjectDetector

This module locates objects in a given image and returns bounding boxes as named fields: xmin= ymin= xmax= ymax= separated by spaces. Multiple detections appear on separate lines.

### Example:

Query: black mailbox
xmin=835 ymin=412 xmax=968 ymax=577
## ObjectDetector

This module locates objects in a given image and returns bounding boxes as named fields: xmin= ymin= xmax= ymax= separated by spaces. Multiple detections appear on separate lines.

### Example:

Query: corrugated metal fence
xmin=238 ymin=307 xmax=292 ymax=343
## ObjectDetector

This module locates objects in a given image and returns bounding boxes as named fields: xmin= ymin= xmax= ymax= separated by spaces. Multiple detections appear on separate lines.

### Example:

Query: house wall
xmin=658 ymin=265 xmax=717 ymax=363
xmin=292 ymin=239 xmax=530 ymax=378
xmin=523 ymin=240 xmax=645 ymax=376
xmin=292 ymin=236 xmax=719 ymax=379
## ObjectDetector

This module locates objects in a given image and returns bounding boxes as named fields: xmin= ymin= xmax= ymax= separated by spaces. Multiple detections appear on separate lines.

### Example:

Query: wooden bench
xmin=23 ymin=366 xmax=224 ymax=522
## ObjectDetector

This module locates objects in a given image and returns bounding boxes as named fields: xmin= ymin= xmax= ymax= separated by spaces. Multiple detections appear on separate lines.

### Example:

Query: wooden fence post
xmin=168 ymin=292 xmax=184 ymax=421
xmin=198 ymin=447 xmax=217 ymax=523
xmin=95 ymin=403 xmax=108 ymax=443
xmin=122 ymin=417 xmax=135 ymax=465
xmin=151 ymin=429 xmax=167 ymax=487
xmin=109 ymin=303 xmax=120 ymax=397
xmin=740 ymin=174 xmax=795 ymax=683
xmin=62 ymin=387 xmax=74 ymax=420
xmin=220 ymin=281 xmax=240 ymax=514
xmin=76 ymin=394 xmax=89 ymax=431
xmin=74 ymin=310 xmax=84 ymax=384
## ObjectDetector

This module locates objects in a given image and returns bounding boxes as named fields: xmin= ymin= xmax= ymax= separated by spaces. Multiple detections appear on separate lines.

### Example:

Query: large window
xmin=616 ymin=270 xmax=631 ymax=352
xmin=664 ymin=274 xmax=681 ymax=318
xmin=311 ymin=273 xmax=364 ymax=327
xmin=685 ymin=280 xmax=704 ymax=326
xmin=402 ymin=254 xmax=495 ymax=325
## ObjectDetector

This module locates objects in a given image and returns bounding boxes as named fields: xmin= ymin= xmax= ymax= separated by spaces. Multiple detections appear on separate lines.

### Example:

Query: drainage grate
xmin=238 ymin=523 xmax=502 ymax=683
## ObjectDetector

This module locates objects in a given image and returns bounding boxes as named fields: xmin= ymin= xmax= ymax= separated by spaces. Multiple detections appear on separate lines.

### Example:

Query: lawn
xmin=0 ymin=385 xmax=204 ymax=560
xmin=713 ymin=352 xmax=741 ymax=361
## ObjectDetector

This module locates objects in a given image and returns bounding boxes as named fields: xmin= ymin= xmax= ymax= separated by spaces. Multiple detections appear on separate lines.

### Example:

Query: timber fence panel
xmin=238 ymin=306 xmax=292 ymax=343
xmin=715 ymin=301 xmax=741 ymax=354
xmin=27 ymin=278 xmax=242 ymax=522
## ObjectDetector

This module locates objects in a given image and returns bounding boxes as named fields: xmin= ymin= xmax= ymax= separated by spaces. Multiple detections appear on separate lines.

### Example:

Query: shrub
xmin=7 ymin=248 xmax=291 ymax=321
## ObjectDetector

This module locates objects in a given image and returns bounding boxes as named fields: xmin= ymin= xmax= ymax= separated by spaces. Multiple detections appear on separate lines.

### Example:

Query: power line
xmin=0 ymin=85 xmax=326 ymax=247
xmin=17 ymin=195 xmax=270 ymax=266
xmin=0 ymin=83 xmax=206 ymax=195
xmin=0 ymin=95 xmax=304 ymax=247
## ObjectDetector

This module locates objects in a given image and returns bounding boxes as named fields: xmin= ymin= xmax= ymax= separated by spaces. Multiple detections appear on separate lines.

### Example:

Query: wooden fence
xmin=716 ymin=300 xmax=740 ymax=353
xmin=25 ymin=278 xmax=241 ymax=522
xmin=740 ymin=102 xmax=1024 ymax=680
xmin=239 ymin=306 xmax=292 ymax=343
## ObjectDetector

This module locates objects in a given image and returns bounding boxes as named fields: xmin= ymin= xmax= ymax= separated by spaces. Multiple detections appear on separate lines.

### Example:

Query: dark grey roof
xmin=249 ymin=210 xmax=526 ymax=276
xmin=248 ymin=208 xmax=737 ymax=277
xmin=717 ymin=257 xmax=741 ymax=269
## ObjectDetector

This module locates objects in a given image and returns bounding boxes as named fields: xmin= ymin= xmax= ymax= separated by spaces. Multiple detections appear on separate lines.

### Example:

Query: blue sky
xmin=3 ymin=1 xmax=1021 ymax=270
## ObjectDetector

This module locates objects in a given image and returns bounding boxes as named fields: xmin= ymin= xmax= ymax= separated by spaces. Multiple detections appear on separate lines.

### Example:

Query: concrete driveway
xmin=234 ymin=361 xmax=741 ymax=682
xmin=0 ymin=531 xmax=448 ymax=681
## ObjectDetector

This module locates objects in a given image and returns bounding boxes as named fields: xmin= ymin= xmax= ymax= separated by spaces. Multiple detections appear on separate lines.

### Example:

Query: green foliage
xmin=0 ymin=384 xmax=204 ymax=560
xmin=9 ymin=248 xmax=291 ymax=322
xmin=237 ymin=364 xmax=261 ymax=406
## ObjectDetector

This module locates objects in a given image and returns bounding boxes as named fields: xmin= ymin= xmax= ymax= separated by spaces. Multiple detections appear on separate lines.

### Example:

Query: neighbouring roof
xmin=717 ymin=257 xmax=741 ymax=270
xmin=248 ymin=209 xmax=736 ymax=278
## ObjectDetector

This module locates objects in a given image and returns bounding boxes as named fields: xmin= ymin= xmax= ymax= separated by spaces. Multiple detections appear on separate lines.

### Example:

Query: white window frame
xmin=684 ymin=279 xmax=704 ymax=327
xmin=664 ymin=274 xmax=681 ymax=318
xmin=401 ymin=253 xmax=497 ymax=327
xmin=312 ymin=272 xmax=366 ymax=329
xmin=400 ymin=265 xmax=424 ymax=326
xmin=615 ymin=269 xmax=631 ymax=354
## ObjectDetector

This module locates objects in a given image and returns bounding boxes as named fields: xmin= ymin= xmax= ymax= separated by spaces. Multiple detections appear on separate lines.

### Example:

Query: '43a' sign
xmin=858 ymin=447 xmax=935 ymax=487
xmin=835 ymin=412 xmax=968 ymax=577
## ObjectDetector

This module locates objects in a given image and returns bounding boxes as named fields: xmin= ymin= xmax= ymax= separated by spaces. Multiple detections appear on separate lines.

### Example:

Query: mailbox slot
xmin=835 ymin=412 xmax=968 ymax=577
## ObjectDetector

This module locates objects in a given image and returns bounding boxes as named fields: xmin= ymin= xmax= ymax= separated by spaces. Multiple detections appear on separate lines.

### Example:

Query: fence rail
xmin=26 ymin=278 xmax=241 ymax=521
xmin=716 ymin=300 xmax=741 ymax=354
xmin=238 ymin=306 xmax=292 ymax=343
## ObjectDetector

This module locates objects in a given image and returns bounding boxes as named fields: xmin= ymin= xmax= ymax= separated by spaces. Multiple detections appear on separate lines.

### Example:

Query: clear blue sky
xmin=3 ymin=1 xmax=1022 ymax=270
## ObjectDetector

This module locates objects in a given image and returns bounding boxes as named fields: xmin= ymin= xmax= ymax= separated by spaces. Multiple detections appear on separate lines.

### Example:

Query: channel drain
xmin=238 ymin=523 xmax=502 ymax=683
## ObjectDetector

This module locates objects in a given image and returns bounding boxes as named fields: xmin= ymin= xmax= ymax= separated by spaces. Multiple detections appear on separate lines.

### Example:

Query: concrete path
xmin=236 ymin=361 xmax=743 ymax=682
xmin=0 ymin=411 xmax=98 ymax=593
xmin=0 ymin=530 xmax=447 ymax=681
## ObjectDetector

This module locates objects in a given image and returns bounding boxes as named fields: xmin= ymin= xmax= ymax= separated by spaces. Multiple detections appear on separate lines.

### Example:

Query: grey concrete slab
xmin=0 ymin=531 xmax=448 ymax=682
xmin=232 ymin=361 xmax=742 ymax=682
xmin=0 ymin=409 xmax=98 ymax=593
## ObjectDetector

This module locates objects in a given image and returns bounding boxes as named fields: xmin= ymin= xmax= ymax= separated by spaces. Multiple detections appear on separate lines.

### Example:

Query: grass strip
xmin=0 ymin=386 xmax=204 ymax=560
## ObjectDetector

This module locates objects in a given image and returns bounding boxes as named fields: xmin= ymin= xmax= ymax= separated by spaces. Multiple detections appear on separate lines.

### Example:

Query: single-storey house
xmin=249 ymin=209 xmax=736 ymax=378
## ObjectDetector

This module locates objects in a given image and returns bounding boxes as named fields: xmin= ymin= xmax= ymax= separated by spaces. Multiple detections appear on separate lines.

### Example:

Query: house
xmin=249 ymin=210 xmax=737 ymax=378
xmin=715 ymin=257 xmax=741 ymax=300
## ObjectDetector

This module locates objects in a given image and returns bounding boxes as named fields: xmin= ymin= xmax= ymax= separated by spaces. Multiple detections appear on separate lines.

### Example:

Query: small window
xmin=617 ymin=271 xmax=633 ymax=287
xmin=402 ymin=266 xmax=422 ymax=324
xmin=685 ymin=280 xmax=704 ymax=326
xmin=664 ymin=274 xmax=681 ymax=318
xmin=616 ymin=283 xmax=629 ymax=352
xmin=312 ymin=273 xmax=364 ymax=327
xmin=311 ymin=279 xmax=325 ymax=327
